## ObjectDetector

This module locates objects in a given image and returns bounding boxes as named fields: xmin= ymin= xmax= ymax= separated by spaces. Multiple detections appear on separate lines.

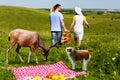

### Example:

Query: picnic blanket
xmin=13 ymin=61 xmax=86 ymax=80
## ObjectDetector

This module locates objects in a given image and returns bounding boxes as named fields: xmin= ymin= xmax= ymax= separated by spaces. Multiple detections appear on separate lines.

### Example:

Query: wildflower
xmin=113 ymin=71 xmax=117 ymax=76
xmin=112 ymin=57 xmax=116 ymax=61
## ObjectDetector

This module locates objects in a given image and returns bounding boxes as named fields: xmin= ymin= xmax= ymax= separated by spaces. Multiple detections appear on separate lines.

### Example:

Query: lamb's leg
xmin=82 ymin=59 xmax=89 ymax=71
xmin=68 ymin=56 xmax=75 ymax=70
xmin=28 ymin=50 xmax=32 ymax=63
xmin=16 ymin=45 xmax=24 ymax=63
xmin=71 ymin=60 xmax=75 ymax=70
xmin=6 ymin=42 xmax=16 ymax=63
xmin=82 ymin=55 xmax=91 ymax=71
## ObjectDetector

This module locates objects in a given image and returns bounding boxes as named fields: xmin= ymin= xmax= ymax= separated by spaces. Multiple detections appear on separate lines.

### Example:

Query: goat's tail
xmin=8 ymin=37 xmax=10 ymax=41
xmin=8 ymin=33 xmax=11 ymax=41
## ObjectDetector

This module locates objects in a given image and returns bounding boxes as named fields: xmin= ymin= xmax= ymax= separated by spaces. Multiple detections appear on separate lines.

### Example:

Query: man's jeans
xmin=51 ymin=31 xmax=62 ymax=45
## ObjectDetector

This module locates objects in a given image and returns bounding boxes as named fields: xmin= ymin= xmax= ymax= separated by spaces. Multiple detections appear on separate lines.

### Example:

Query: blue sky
xmin=0 ymin=0 xmax=120 ymax=9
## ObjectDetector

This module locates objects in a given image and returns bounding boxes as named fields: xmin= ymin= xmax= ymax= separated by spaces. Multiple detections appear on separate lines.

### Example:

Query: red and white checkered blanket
xmin=13 ymin=61 xmax=86 ymax=80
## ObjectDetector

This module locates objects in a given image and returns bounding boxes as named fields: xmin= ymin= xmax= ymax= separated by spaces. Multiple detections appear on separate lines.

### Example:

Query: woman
xmin=69 ymin=7 xmax=90 ymax=46
xmin=49 ymin=4 xmax=67 ymax=45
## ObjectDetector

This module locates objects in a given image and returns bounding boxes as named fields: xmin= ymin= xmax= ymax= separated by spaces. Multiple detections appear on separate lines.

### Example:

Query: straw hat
xmin=75 ymin=7 xmax=82 ymax=15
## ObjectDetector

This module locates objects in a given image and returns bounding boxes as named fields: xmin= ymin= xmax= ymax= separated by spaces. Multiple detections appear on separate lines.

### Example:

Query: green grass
xmin=0 ymin=6 xmax=120 ymax=80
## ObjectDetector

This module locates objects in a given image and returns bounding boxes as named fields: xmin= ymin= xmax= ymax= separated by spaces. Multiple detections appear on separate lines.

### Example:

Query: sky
xmin=0 ymin=0 xmax=120 ymax=9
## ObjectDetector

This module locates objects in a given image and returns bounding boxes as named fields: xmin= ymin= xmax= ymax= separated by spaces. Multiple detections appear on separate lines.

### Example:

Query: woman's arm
xmin=84 ymin=16 xmax=90 ymax=28
xmin=69 ymin=16 xmax=75 ymax=32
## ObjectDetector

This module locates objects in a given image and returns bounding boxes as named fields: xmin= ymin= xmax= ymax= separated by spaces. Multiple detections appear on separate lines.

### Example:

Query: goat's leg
xmin=6 ymin=42 xmax=16 ymax=63
xmin=31 ymin=46 xmax=38 ymax=64
xmin=16 ymin=45 xmax=24 ymax=63
xmin=28 ymin=50 xmax=32 ymax=63
xmin=34 ymin=51 xmax=38 ymax=64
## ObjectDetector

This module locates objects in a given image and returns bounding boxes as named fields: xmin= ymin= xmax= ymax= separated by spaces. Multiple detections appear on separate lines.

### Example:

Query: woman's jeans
xmin=51 ymin=31 xmax=62 ymax=45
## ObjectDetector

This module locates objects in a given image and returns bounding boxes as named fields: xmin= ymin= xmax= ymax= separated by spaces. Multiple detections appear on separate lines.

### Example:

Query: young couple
xmin=49 ymin=4 xmax=90 ymax=47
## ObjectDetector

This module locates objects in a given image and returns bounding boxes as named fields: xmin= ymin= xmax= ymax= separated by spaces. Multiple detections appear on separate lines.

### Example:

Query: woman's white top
xmin=73 ymin=15 xmax=85 ymax=40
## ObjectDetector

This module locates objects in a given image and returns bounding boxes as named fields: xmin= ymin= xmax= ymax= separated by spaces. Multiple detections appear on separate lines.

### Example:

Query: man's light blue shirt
xmin=49 ymin=11 xmax=63 ymax=31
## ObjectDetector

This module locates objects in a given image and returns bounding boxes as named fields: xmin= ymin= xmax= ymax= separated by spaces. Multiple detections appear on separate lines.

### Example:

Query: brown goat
xmin=6 ymin=29 xmax=58 ymax=64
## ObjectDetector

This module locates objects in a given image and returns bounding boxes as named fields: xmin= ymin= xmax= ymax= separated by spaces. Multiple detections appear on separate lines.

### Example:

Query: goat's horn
xmin=38 ymin=44 xmax=47 ymax=51
xmin=48 ymin=42 xmax=60 ymax=49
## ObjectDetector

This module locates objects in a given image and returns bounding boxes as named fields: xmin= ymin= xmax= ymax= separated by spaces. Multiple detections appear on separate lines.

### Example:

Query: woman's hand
xmin=64 ymin=28 xmax=68 ymax=32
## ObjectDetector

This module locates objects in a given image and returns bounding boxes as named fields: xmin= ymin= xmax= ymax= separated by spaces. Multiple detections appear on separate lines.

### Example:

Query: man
xmin=49 ymin=4 xmax=67 ymax=45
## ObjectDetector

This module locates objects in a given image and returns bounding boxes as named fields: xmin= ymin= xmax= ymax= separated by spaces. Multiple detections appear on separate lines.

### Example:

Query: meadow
xmin=0 ymin=6 xmax=120 ymax=80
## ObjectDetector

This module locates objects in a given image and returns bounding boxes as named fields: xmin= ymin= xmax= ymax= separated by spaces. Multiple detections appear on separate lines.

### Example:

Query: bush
xmin=97 ymin=11 xmax=104 ymax=15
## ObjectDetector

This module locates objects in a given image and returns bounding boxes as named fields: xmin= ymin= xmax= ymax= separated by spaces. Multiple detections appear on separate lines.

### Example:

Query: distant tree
xmin=97 ymin=11 xmax=104 ymax=15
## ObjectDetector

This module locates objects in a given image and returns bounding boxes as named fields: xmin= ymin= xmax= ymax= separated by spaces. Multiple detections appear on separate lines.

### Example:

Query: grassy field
xmin=0 ymin=6 xmax=120 ymax=80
